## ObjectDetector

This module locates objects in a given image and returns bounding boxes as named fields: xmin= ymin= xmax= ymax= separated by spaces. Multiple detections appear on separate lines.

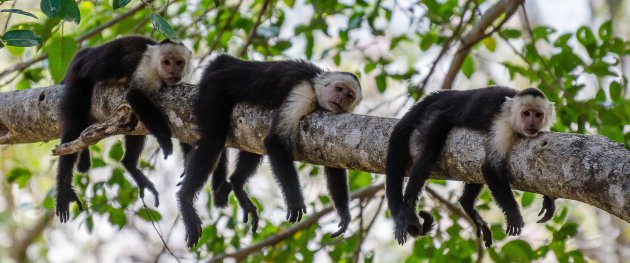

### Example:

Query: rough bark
xmin=0 ymin=84 xmax=629 ymax=223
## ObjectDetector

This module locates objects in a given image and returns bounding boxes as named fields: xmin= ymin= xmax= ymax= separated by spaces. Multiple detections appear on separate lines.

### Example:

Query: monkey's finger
xmin=242 ymin=209 xmax=249 ymax=224
xmin=296 ymin=211 xmax=303 ymax=222
xmin=537 ymin=207 xmax=546 ymax=217
xmin=251 ymin=213 xmax=259 ymax=233
xmin=180 ymin=172 xmax=185 ymax=178
xmin=330 ymin=221 xmax=348 ymax=238
xmin=176 ymin=181 xmax=182 ymax=186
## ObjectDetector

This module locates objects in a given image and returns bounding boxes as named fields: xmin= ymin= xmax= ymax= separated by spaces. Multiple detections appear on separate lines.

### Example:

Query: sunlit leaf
xmin=109 ymin=141 xmax=124 ymax=161
xmin=461 ymin=55 xmax=474 ymax=78
xmin=482 ymin=37 xmax=496 ymax=52
xmin=7 ymin=167 xmax=33 ymax=188
xmin=137 ymin=208 xmax=163 ymax=221
xmin=109 ymin=208 xmax=127 ymax=228
xmin=1 ymin=9 xmax=38 ymax=19
xmin=2 ymin=30 xmax=42 ymax=47
xmin=44 ymin=36 xmax=78 ymax=83
xmin=150 ymin=13 xmax=177 ymax=41
xmin=521 ymin=192 xmax=534 ymax=207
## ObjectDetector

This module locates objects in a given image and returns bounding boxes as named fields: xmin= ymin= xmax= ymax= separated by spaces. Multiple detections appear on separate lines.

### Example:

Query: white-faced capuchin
xmin=178 ymin=54 xmax=362 ymax=247
xmin=56 ymin=36 xmax=192 ymax=223
xmin=386 ymin=86 xmax=557 ymax=246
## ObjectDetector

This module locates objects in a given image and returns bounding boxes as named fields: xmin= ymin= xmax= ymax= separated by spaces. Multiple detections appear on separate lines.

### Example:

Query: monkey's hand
xmin=285 ymin=198 xmax=307 ymax=223
xmin=505 ymin=211 xmax=524 ymax=236
xmin=213 ymin=181 xmax=233 ymax=208
xmin=137 ymin=177 xmax=160 ymax=207
xmin=157 ymin=138 xmax=173 ymax=160
xmin=233 ymin=186 xmax=259 ymax=233
xmin=394 ymin=207 xmax=421 ymax=245
xmin=537 ymin=196 xmax=556 ymax=223
xmin=55 ymin=187 xmax=83 ymax=223
xmin=330 ymin=209 xmax=351 ymax=238
xmin=180 ymin=202 xmax=203 ymax=248
xmin=470 ymin=214 xmax=492 ymax=247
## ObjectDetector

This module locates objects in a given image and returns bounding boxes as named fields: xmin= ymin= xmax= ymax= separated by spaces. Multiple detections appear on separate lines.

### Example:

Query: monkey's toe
xmin=537 ymin=197 xmax=556 ymax=223
xmin=330 ymin=211 xmax=351 ymax=238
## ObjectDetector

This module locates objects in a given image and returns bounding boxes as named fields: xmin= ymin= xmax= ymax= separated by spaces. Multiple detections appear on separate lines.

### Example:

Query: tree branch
xmin=442 ymin=0 xmax=523 ymax=90
xmin=1 ymin=83 xmax=630 ymax=224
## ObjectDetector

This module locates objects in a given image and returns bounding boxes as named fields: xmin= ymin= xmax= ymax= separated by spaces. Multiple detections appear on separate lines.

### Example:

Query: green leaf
xmin=375 ymin=74 xmax=386 ymax=93
xmin=137 ymin=208 xmax=163 ymax=221
xmin=598 ymin=21 xmax=612 ymax=42
xmin=500 ymin=29 xmax=521 ymax=39
xmin=461 ymin=55 xmax=474 ymax=78
xmin=40 ymin=0 xmax=61 ymax=18
xmin=609 ymin=81 xmax=623 ymax=101
xmin=482 ymin=37 xmax=496 ymax=52
xmin=113 ymin=0 xmax=132 ymax=9
xmin=7 ymin=168 xmax=33 ymax=188
xmin=502 ymin=240 xmax=535 ymax=261
xmin=59 ymin=0 xmax=80 ymax=24
xmin=2 ymin=30 xmax=42 ymax=47
xmin=109 ymin=142 xmax=124 ymax=161
xmin=576 ymin=26 xmax=597 ymax=49
xmin=44 ymin=36 xmax=78 ymax=83
xmin=150 ymin=13 xmax=177 ymax=41
xmin=521 ymin=192 xmax=535 ymax=207
xmin=109 ymin=208 xmax=127 ymax=228
xmin=1 ymin=9 xmax=38 ymax=19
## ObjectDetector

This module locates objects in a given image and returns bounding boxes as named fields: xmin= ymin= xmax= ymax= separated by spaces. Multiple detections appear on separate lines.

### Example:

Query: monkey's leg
xmin=537 ymin=195 xmax=556 ymax=223
xmin=459 ymin=183 xmax=492 ymax=247
xmin=126 ymin=89 xmax=173 ymax=159
xmin=122 ymin=135 xmax=160 ymax=207
xmin=264 ymin=134 xmax=306 ymax=223
xmin=324 ymin=167 xmax=351 ymax=238
xmin=76 ymin=149 xmax=91 ymax=173
xmin=228 ymin=151 xmax=263 ymax=232
xmin=178 ymin=99 xmax=232 ymax=248
xmin=211 ymin=150 xmax=230 ymax=207
xmin=395 ymin=119 xmax=448 ymax=244
xmin=178 ymin=142 xmax=192 ymax=178
xmin=481 ymin=159 xmax=524 ymax=236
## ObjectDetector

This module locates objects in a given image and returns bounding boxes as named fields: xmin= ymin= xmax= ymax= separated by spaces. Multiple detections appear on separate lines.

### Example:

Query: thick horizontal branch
xmin=0 ymin=84 xmax=629 ymax=223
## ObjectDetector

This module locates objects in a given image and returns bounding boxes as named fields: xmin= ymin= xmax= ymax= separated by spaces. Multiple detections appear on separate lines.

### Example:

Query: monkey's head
xmin=506 ymin=88 xmax=556 ymax=137
xmin=314 ymin=72 xmax=362 ymax=113
xmin=148 ymin=40 xmax=193 ymax=86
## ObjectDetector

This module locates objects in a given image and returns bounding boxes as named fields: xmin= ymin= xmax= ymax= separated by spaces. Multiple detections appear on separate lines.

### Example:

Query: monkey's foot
xmin=394 ymin=207 xmax=421 ymax=245
xmin=212 ymin=181 xmax=233 ymax=208
xmin=285 ymin=201 xmax=307 ymax=223
xmin=137 ymin=177 xmax=160 ymax=207
xmin=537 ymin=196 xmax=556 ymax=223
xmin=330 ymin=210 xmax=351 ymax=238
xmin=505 ymin=213 xmax=524 ymax=236
xmin=233 ymin=187 xmax=259 ymax=233
xmin=182 ymin=210 xmax=203 ymax=248
xmin=157 ymin=137 xmax=173 ymax=160
xmin=55 ymin=188 xmax=83 ymax=223
xmin=472 ymin=217 xmax=492 ymax=247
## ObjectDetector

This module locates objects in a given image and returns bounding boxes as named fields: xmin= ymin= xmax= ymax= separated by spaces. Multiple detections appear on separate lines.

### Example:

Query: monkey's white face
xmin=508 ymin=95 xmax=556 ymax=137
xmin=314 ymin=72 xmax=362 ymax=113
xmin=150 ymin=43 xmax=192 ymax=87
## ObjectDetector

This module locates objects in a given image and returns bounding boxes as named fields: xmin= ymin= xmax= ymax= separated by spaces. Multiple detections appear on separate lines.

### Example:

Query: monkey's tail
xmin=418 ymin=210 xmax=435 ymax=234
xmin=211 ymin=150 xmax=232 ymax=208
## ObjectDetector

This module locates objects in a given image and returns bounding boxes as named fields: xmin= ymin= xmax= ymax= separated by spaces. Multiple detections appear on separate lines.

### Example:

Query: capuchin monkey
xmin=386 ymin=86 xmax=556 ymax=246
xmin=56 ymin=36 xmax=192 ymax=223
xmin=179 ymin=54 xmax=362 ymax=247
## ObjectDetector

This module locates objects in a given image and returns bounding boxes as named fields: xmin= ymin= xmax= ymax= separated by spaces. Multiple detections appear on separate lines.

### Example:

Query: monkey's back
xmin=424 ymin=86 xmax=518 ymax=131
xmin=68 ymin=36 xmax=157 ymax=82
xmin=199 ymin=55 xmax=324 ymax=108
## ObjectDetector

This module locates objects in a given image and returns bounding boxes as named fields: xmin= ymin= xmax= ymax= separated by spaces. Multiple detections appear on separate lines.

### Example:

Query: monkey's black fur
xmin=57 ymin=36 xmax=188 ymax=223
xmin=179 ymin=55 xmax=355 ymax=247
xmin=386 ymin=86 xmax=556 ymax=246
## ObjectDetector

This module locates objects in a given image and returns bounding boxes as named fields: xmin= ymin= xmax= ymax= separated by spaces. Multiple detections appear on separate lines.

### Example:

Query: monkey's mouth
xmin=524 ymin=129 xmax=539 ymax=137
xmin=165 ymin=77 xmax=181 ymax=86
xmin=328 ymin=102 xmax=343 ymax=113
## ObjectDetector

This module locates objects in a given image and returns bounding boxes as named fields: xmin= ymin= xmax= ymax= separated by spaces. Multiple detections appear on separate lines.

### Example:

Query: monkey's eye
xmin=163 ymin=60 xmax=171 ymax=66
xmin=536 ymin=112 xmax=542 ymax=118
xmin=336 ymin=86 xmax=343 ymax=92
xmin=176 ymin=60 xmax=184 ymax=66
xmin=346 ymin=94 xmax=354 ymax=100
xmin=523 ymin=111 xmax=530 ymax=117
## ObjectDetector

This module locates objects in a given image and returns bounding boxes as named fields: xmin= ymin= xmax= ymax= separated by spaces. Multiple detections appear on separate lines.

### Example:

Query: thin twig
xmin=153 ymin=216 xmax=180 ymax=263
xmin=196 ymin=0 xmax=245 ymax=67
xmin=2 ymin=0 xmax=17 ymax=32
xmin=209 ymin=184 xmax=384 ymax=262
xmin=353 ymin=196 xmax=385 ymax=261
xmin=237 ymin=0 xmax=272 ymax=57
xmin=442 ymin=0 xmax=523 ymax=90
xmin=141 ymin=199 xmax=181 ymax=263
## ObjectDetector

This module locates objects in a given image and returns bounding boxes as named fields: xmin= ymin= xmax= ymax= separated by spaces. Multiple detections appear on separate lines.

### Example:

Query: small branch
xmin=52 ymin=104 xmax=142 ymax=156
xmin=10 ymin=211 xmax=54 ymax=262
xmin=196 ymin=0 xmax=245 ymax=66
xmin=2 ymin=0 xmax=17 ymax=32
xmin=0 ymin=2 xmax=149 ymax=81
xmin=442 ymin=0 xmax=523 ymax=90
xmin=209 ymin=184 xmax=384 ymax=262
xmin=353 ymin=196 xmax=385 ymax=261
xmin=236 ymin=0 xmax=272 ymax=57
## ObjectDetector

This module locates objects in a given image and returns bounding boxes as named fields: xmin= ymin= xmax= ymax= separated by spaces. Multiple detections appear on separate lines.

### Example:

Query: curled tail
xmin=418 ymin=210 xmax=435 ymax=234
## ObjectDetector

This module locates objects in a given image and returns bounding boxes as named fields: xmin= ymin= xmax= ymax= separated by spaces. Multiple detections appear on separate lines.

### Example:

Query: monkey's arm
xmin=125 ymin=88 xmax=173 ymax=158
xmin=481 ymin=158 xmax=523 ymax=236
xmin=324 ymin=167 xmax=351 ymax=237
